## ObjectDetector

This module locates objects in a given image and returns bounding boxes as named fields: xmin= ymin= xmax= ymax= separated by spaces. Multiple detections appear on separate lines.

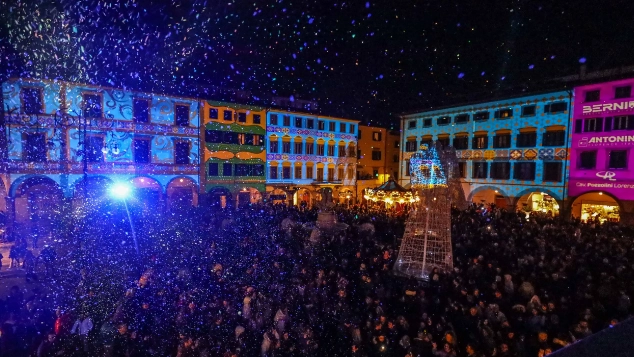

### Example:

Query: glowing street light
xmin=109 ymin=182 xmax=132 ymax=199
xmin=108 ymin=182 xmax=139 ymax=255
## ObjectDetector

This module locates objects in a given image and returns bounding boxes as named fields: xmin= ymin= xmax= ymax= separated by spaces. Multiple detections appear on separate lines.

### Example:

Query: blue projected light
xmin=109 ymin=182 xmax=132 ymax=199
xmin=410 ymin=143 xmax=447 ymax=188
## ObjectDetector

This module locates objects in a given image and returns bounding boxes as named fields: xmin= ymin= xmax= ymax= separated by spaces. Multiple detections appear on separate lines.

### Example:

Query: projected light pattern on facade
xmin=409 ymin=144 xmax=447 ymax=189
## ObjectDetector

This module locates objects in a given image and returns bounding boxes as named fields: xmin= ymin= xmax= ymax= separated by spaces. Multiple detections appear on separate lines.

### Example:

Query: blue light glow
xmin=409 ymin=143 xmax=447 ymax=188
xmin=109 ymin=182 xmax=132 ymax=199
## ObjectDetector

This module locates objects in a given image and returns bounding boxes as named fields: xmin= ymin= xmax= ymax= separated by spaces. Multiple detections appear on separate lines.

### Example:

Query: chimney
xmin=580 ymin=65 xmax=587 ymax=79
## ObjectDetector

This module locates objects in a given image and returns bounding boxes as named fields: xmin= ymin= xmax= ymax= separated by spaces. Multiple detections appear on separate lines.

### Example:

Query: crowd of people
xmin=0 ymin=201 xmax=632 ymax=357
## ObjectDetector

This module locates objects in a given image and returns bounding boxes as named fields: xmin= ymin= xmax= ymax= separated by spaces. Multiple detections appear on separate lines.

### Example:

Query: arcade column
xmin=5 ymin=197 xmax=15 ymax=230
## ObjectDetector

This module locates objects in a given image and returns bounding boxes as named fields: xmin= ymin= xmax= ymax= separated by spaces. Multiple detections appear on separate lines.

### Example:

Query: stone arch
xmin=71 ymin=175 xmax=115 ymax=198
xmin=166 ymin=176 xmax=199 ymax=209
xmin=513 ymin=187 xmax=563 ymax=208
xmin=569 ymin=191 xmax=622 ymax=222
xmin=207 ymin=186 xmax=232 ymax=208
xmin=236 ymin=187 xmax=262 ymax=207
xmin=10 ymin=175 xmax=63 ymax=225
xmin=130 ymin=175 xmax=163 ymax=209
xmin=467 ymin=185 xmax=512 ymax=207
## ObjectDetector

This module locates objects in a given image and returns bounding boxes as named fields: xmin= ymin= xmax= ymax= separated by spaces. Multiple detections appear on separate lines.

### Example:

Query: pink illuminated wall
xmin=569 ymin=78 xmax=634 ymax=200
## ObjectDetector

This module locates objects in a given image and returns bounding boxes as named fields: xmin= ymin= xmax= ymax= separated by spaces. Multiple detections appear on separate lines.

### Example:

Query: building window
xmin=585 ymin=90 xmax=600 ymax=102
xmin=544 ymin=102 xmax=567 ymax=113
xmin=457 ymin=162 xmax=466 ymax=178
xmin=133 ymin=99 xmax=150 ymax=123
xmin=253 ymin=114 xmax=261 ymax=124
xmin=372 ymin=169 xmax=379 ymax=178
xmin=269 ymin=140 xmax=279 ymax=153
xmin=438 ymin=137 xmax=450 ymax=148
xmin=490 ymin=162 xmax=510 ymax=180
xmin=611 ymin=115 xmax=634 ymax=130
xmin=338 ymin=145 xmax=345 ymax=157
xmin=408 ymin=120 xmax=417 ymax=129
xmin=283 ymin=115 xmax=291 ymax=127
xmin=85 ymin=135 xmax=104 ymax=163
xmin=421 ymin=137 xmax=433 ymax=147
xmin=474 ymin=111 xmax=490 ymax=121
xmin=349 ymin=125 xmax=355 ymax=134
xmin=175 ymin=104 xmax=190 ymax=126
xmin=453 ymin=136 xmax=469 ymax=150
xmin=133 ymin=138 xmax=151 ymax=163
xmin=405 ymin=140 xmax=417 ymax=152
xmin=328 ymin=168 xmax=335 ymax=181
xmin=223 ymin=110 xmax=233 ymax=121
xmin=579 ymin=151 xmax=597 ymax=169
xmin=316 ymin=168 xmax=324 ymax=181
xmin=513 ymin=162 xmax=536 ymax=181
xmin=306 ymin=142 xmax=314 ymax=155
xmin=21 ymin=88 xmax=43 ymax=114
xmin=282 ymin=166 xmax=291 ymax=179
xmin=294 ymin=166 xmax=302 ymax=179
xmin=339 ymin=167 xmax=345 ymax=180
xmin=208 ymin=163 xmax=219 ymax=176
xmin=348 ymin=167 xmax=355 ymax=180
xmin=269 ymin=166 xmax=278 ymax=179
xmin=516 ymin=132 xmax=537 ymax=147
xmin=405 ymin=161 xmax=411 ymax=176
xmin=437 ymin=116 xmax=451 ymax=125
xmin=542 ymin=131 xmax=566 ymax=146
xmin=615 ymin=85 xmax=632 ymax=99
xmin=493 ymin=134 xmax=511 ymax=148
xmin=82 ymin=94 xmax=102 ymax=118
xmin=327 ymin=143 xmax=335 ymax=156
xmin=238 ymin=112 xmax=247 ymax=123
xmin=472 ymin=162 xmax=488 ymax=179
xmin=317 ymin=143 xmax=325 ymax=156
xmin=584 ymin=117 xmax=603 ymax=132
xmin=454 ymin=114 xmax=469 ymax=123
xmin=307 ymin=119 xmax=315 ymax=129
xmin=393 ymin=154 xmax=399 ymax=163
xmin=235 ymin=164 xmax=249 ymax=176
xmin=340 ymin=123 xmax=346 ymax=132
xmin=494 ymin=108 xmax=513 ymax=119
xmin=372 ymin=150 xmax=382 ymax=161
xmin=372 ymin=132 xmax=382 ymax=141
xmin=209 ymin=108 xmax=219 ymax=119
xmin=521 ymin=105 xmax=536 ymax=117
xmin=306 ymin=167 xmax=314 ymax=179
xmin=223 ymin=163 xmax=233 ymax=176
xmin=174 ymin=141 xmax=190 ymax=164
xmin=543 ymin=162 xmax=562 ymax=182
xmin=609 ymin=150 xmax=628 ymax=169
xmin=294 ymin=117 xmax=303 ymax=128
xmin=472 ymin=135 xmax=488 ymax=149
xmin=270 ymin=114 xmax=278 ymax=125
xmin=423 ymin=118 xmax=433 ymax=127
xmin=282 ymin=141 xmax=291 ymax=154
xmin=295 ymin=142 xmax=303 ymax=154
xmin=318 ymin=121 xmax=325 ymax=130
xmin=328 ymin=122 xmax=336 ymax=131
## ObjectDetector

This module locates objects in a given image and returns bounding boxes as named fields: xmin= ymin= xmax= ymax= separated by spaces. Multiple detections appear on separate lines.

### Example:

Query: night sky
xmin=2 ymin=0 xmax=634 ymax=127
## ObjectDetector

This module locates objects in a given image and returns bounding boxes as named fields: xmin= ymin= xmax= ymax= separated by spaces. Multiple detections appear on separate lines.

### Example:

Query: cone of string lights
xmin=394 ymin=142 xmax=454 ymax=280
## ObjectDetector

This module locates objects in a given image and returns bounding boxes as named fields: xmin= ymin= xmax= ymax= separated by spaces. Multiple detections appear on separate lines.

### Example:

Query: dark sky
xmin=2 ymin=0 xmax=634 ymax=127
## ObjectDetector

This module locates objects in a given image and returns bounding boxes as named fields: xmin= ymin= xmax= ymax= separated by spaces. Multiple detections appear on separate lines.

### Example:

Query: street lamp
xmin=109 ymin=181 xmax=139 ymax=256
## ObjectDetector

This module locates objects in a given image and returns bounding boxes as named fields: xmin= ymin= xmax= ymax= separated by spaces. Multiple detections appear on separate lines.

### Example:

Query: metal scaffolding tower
xmin=394 ymin=142 xmax=454 ymax=279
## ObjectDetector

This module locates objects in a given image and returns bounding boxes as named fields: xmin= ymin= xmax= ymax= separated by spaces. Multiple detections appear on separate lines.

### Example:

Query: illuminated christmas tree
xmin=394 ymin=142 xmax=454 ymax=279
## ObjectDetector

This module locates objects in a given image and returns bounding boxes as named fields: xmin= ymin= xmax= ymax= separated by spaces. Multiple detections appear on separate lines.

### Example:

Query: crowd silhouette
xmin=0 ymin=202 xmax=632 ymax=357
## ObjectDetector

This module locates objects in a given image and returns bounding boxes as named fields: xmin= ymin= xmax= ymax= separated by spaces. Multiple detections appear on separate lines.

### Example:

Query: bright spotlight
xmin=109 ymin=182 xmax=132 ymax=199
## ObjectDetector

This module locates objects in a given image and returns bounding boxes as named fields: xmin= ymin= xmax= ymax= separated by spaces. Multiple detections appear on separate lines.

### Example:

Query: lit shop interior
xmin=516 ymin=192 xmax=560 ymax=217
xmin=571 ymin=192 xmax=620 ymax=223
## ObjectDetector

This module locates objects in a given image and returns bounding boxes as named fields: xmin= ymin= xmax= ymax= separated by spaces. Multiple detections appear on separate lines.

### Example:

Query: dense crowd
xmin=0 ymin=202 xmax=632 ymax=357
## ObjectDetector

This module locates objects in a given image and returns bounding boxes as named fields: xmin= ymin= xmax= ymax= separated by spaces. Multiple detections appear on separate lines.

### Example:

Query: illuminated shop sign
xmin=576 ymin=135 xmax=634 ymax=147
xmin=582 ymin=101 xmax=634 ymax=114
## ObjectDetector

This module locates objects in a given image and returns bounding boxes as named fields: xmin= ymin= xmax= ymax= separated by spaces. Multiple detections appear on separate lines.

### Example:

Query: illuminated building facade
xmin=201 ymin=101 xmax=267 ymax=208
xmin=1 ymin=78 xmax=200 ymax=225
xmin=265 ymin=111 xmax=359 ymax=206
xmin=400 ymin=91 xmax=572 ymax=214
xmin=568 ymin=78 xmax=634 ymax=223
xmin=356 ymin=126 xmax=401 ymax=204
